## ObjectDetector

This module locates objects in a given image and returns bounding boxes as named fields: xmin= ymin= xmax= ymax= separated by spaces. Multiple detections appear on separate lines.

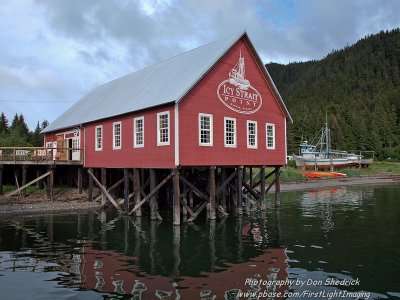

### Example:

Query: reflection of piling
xmin=172 ymin=225 xmax=180 ymax=278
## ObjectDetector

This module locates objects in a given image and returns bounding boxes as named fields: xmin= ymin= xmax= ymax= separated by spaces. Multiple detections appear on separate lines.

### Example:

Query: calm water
xmin=0 ymin=184 xmax=399 ymax=299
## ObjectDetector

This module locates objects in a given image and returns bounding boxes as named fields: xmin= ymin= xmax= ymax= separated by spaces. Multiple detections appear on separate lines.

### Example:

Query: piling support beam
xmin=77 ymin=167 xmax=83 ymax=194
xmin=124 ymin=168 xmax=130 ymax=213
xmin=22 ymin=165 xmax=28 ymax=197
xmin=48 ymin=166 xmax=54 ymax=201
xmin=133 ymin=168 xmax=142 ymax=217
xmin=220 ymin=168 xmax=226 ymax=209
xmin=237 ymin=167 xmax=243 ymax=215
xmin=36 ymin=168 xmax=42 ymax=189
xmin=149 ymin=169 xmax=159 ymax=220
xmin=260 ymin=166 xmax=266 ymax=211
xmin=88 ymin=168 xmax=93 ymax=202
xmin=101 ymin=168 xmax=107 ymax=206
xmin=128 ymin=171 xmax=174 ymax=216
xmin=173 ymin=168 xmax=180 ymax=226
xmin=209 ymin=166 xmax=216 ymax=220
xmin=275 ymin=166 xmax=281 ymax=207
xmin=88 ymin=169 xmax=123 ymax=213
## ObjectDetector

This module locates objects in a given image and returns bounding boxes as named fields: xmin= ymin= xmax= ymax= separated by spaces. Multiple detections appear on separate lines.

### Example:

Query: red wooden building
xmin=42 ymin=31 xmax=292 ymax=224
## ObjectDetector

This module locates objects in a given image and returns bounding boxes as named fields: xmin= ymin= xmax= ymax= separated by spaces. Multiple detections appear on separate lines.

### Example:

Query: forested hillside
xmin=267 ymin=29 xmax=400 ymax=159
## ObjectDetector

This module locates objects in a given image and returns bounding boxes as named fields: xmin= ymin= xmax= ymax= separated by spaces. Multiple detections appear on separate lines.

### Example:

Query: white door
xmin=72 ymin=138 xmax=80 ymax=161
xmin=52 ymin=141 xmax=57 ymax=160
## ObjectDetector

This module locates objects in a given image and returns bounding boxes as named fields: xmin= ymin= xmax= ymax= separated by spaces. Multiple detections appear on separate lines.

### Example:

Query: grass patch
xmin=1 ymin=184 xmax=68 ymax=194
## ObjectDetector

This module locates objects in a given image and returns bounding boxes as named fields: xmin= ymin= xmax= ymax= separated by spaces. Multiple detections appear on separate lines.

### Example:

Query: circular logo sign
xmin=217 ymin=80 xmax=262 ymax=114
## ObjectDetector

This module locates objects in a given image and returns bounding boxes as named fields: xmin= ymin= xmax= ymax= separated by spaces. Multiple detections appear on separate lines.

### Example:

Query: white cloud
xmin=0 ymin=0 xmax=399 ymax=129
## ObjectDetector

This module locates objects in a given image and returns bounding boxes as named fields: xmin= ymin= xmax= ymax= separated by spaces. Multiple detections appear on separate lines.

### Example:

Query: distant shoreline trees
xmin=0 ymin=112 xmax=48 ymax=147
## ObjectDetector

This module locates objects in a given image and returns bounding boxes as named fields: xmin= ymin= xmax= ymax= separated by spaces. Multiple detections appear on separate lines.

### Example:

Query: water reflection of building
xmin=1 ymin=212 xmax=288 ymax=299
xmin=72 ymin=214 xmax=289 ymax=299
xmin=77 ymin=245 xmax=288 ymax=299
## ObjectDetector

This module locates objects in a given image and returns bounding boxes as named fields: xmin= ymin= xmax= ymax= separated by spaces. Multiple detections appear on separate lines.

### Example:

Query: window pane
xmin=200 ymin=114 xmax=212 ymax=145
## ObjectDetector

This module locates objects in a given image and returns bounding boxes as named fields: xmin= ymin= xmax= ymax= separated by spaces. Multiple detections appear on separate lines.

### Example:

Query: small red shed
xmin=42 ymin=31 xmax=292 ymax=169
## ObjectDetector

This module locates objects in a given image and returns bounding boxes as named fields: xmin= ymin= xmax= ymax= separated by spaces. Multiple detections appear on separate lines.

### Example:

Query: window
xmin=199 ymin=113 xmax=213 ymax=146
xmin=266 ymin=123 xmax=275 ymax=149
xmin=95 ymin=125 xmax=103 ymax=151
xmin=247 ymin=120 xmax=257 ymax=149
xmin=72 ymin=138 xmax=80 ymax=152
xmin=157 ymin=111 xmax=170 ymax=146
xmin=224 ymin=117 xmax=236 ymax=147
xmin=134 ymin=117 xmax=144 ymax=148
xmin=113 ymin=121 xmax=122 ymax=150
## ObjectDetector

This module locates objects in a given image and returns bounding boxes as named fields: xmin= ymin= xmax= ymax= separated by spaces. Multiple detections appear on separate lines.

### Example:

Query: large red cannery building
xmin=41 ymin=31 xmax=292 ymax=224
xmin=42 ymin=31 xmax=292 ymax=168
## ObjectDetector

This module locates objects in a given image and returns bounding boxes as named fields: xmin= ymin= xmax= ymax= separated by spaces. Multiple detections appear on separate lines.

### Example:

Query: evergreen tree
xmin=0 ymin=112 xmax=9 ymax=135
xmin=29 ymin=121 xmax=43 ymax=147
xmin=266 ymin=28 xmax=400 ymax=159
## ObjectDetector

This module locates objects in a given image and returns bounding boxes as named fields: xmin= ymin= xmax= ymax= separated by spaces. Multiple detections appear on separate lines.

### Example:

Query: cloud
xmin=0 ymin=0 xmax=399 ymax=129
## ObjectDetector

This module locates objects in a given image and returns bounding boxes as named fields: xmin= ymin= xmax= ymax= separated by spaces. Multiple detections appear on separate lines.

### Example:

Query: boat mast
xmin=325 ymin=113 xmax=331 ymax=154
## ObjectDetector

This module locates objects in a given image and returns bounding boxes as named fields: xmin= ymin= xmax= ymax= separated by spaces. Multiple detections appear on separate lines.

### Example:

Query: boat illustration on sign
xmin=217 ymin=50 xmax=262 ymax=114
xmin=229 ymin=51 xmax=250 ymax=90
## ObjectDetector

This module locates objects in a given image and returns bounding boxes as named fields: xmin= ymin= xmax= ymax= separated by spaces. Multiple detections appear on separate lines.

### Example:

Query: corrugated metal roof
xmin=43 ymin=31 xmax=245 ymax=133
xmin=43 ymin=31 xmax=292 ymax=133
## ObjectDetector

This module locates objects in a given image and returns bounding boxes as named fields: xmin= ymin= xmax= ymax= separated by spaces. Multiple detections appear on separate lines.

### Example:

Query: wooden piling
xmin=88 ymin=168 xmax=93 ymax=202
xmin=173 ymin=168 xmax=180 ymax=226
xmin=275 ymin=166 xmax=281 ymax=207
xmin=237 ymin=167 xmax=243 ymax=215
xmin=260 ymin=166 xmax=266 ymax=211
xmin=149 ymin=169 xmax=157 ymax=220
xmin=101 ymin=168 xmax=107 ymax=206
xmin=77 ymin=167 xmax=83 ymax=194
xmin=220 ymin=168 xmax=227 ymax=209
xmin=209 ymin=166 xmax=216 ymax=220
xmin=124 ymin=168 xmax=129 ymax=213
xmin=48 ymin=166 xmax=54 ymax=201
xmin=22 ymin=165 xmax=28 ymax=197
xmin=36 ymin=168 xmax=41 ymax=189
xmin=133 ymin=168 xmax=142 ymax=217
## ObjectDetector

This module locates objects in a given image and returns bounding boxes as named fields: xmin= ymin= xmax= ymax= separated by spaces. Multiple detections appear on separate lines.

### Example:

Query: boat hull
xmin=293 ymin=155 xmax=359 ymax=170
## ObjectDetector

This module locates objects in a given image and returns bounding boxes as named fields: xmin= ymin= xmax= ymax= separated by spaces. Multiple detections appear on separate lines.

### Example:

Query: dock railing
xmin=0 ymin=146 xmax=84 ymax=163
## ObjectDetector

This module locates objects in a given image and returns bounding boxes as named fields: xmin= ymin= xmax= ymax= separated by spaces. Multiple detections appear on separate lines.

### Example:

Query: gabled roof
xmin=43 ymin=31 xmax=292 ymax=133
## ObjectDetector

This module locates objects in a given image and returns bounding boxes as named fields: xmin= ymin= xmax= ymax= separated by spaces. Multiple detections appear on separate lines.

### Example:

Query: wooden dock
xmin=0 ymin=148 xmax=283 ymax=226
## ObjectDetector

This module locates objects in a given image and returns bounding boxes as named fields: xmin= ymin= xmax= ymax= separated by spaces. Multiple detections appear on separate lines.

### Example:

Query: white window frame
xmin=157 ymin=111 xmax=170 ymax=146
xmin=247 ymin=120 xmax=258 ymax=149
xmin=113 ymin=121 xmax=122 ymax=150
xmin=224 ymin=117 xmax=237 ymax=148
xmin=95 ymin=125 xmax=103 ymax=151
xmin=133 ymin=116 xmax=144 ymax=148
xmin=266 ymin=123 xmax=276 ymax=150
xmin=198 ymin=113 xmax=213 ymax=146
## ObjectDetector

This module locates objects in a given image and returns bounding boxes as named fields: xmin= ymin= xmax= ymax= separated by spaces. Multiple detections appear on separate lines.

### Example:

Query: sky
xmin=0 ymin=0 xmax=399 ymax=130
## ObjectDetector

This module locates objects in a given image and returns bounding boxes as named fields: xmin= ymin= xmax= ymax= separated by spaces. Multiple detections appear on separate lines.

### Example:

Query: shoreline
xmin=1 ymin=174 xmax=399 ymax=218
xmin=279 ymin=174 xmax=400 ymax=192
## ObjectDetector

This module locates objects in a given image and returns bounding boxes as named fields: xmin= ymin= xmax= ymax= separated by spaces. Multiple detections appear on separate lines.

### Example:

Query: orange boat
xmin=301 ymin=171 xmax=347 ymax=179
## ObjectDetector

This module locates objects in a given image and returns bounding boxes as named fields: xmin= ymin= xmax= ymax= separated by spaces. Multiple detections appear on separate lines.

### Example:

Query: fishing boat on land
xmin=293 ymin=121 xmax=366 ymax=170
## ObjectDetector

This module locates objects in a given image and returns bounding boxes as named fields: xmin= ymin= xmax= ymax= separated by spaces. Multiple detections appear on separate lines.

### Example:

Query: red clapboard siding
xmin=84 ymin=105 xmax=175 ymax=169
xmin=179 ymin=38 xmax=286 ymax=166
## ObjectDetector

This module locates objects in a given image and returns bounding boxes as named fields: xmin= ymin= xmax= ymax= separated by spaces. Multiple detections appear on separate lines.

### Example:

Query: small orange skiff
xmin=301 ymin=171 xmax=347 ymax=179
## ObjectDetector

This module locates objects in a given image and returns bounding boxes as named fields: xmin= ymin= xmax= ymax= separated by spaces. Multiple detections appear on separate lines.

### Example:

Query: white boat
xmin=293 ymin=122 xmax=363 ymax=170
